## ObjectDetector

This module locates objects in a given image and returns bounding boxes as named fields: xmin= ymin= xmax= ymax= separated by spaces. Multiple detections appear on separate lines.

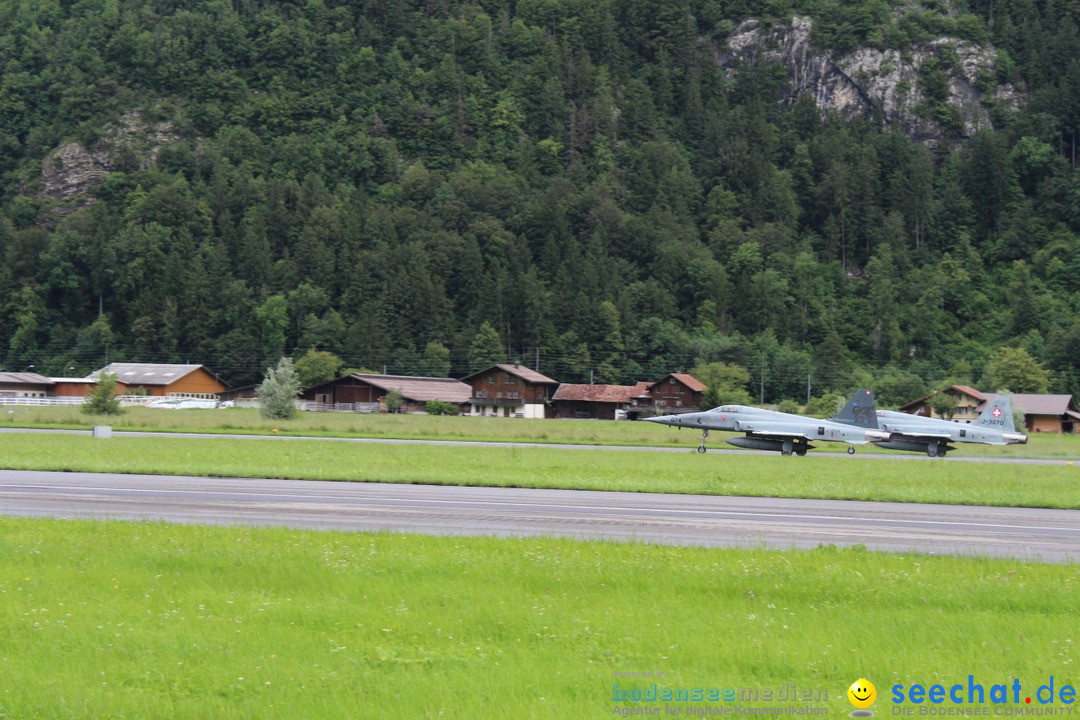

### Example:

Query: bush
xmin=776 ymin=399 xmax=801 ymax=414
xmin=425 ymin=400 xmax=460 ymax=416
xmin=805 ymin=393 xmax=845 ymax=418
xmin=81 ymin=372 xmax=123 ymax=416
xmin=257 ymin=358 xmax=301 ymax=420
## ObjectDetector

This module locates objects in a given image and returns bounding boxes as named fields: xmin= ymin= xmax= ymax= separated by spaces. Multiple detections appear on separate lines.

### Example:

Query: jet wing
xmin=748 ymin=429 xmax=810 ymax=438
xmin=882 ymin=424 xmax=953 ymax=439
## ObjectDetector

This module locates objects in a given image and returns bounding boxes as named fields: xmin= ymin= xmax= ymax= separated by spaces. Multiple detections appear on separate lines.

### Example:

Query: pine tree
xmin=81 ymin=372 xmax=123 ymax=416
xmin=257 ymin=358 xmax=301 ymax=420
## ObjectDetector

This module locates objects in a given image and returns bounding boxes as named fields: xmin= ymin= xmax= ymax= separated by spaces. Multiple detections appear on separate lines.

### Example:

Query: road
xmin=0 ymin=427 xmax=1074 ymax=465
xmin=2 ymin=469 xmax=1078 ymax=563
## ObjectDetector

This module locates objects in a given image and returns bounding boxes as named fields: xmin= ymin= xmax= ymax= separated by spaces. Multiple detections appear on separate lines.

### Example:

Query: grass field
xmin=3 ymin=405 xmax=1080 ymax=458
xmin=0 ymin=518 xmax=1077 ymax=719
xmin=1 ymin=433 xmax=1078 ymax=508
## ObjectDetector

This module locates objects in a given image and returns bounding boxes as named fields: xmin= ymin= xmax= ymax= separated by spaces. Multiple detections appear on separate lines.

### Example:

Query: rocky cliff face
xmin=717 ymin=16 xmax=1021 ymax=142
xmin=41 ymin=110 xmax=179 ymax=218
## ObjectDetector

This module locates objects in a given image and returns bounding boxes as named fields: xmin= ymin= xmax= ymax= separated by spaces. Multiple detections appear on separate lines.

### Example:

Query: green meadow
xmin=0 ymin=433 xmax=1077 ymax=508
xmin=2 ymin=405 xmax=1080 ymax=459
xmin=0 ymin=518 xmax=1077 ymax=719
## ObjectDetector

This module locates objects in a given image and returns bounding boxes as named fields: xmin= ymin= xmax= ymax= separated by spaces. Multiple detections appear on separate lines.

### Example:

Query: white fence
xmin=0 ymin=394 xmax=219 ymax=407
xmin=0 ymin=396 xmax=86 ymax=406
xmin=296 ymin=401 xmax=381 ymax=413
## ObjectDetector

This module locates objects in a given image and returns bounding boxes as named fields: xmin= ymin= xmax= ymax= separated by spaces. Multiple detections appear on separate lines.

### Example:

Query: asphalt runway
xmin=0 ymin=426 xmax=1074 ymax=465
xmin=2 ymin=469 xmax=1078 ymax=563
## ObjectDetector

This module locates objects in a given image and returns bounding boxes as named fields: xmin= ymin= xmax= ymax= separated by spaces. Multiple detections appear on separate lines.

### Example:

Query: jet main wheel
xmin=927 ymin=445 xmax=938 ymax=457
xmin=697 ymin=445 xmax=707 ymax=454
xmin=795 ymin=446 xmax=807 ymax=456
xmin=847 ymin=446 xmax=855 ymax=455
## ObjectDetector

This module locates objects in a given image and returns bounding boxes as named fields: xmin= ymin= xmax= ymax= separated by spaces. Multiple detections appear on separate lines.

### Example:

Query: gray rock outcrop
xmin=718 ymin=16 xmax=1021 ymax=142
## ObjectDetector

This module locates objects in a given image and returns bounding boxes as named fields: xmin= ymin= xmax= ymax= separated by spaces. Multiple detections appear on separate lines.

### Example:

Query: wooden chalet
xmin=460 ymin=364 xmax=558 ymax=418
xmin=645 ymin=373 xmax=705 ymax=414
xmin=301 ymin=373 xmax=472 ymax=413
xmin=898 ymin=385 xmax=987 ymax=422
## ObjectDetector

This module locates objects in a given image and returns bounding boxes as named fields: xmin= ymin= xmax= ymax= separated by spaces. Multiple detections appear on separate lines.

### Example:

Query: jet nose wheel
xmin=697 ymin=445 xmax=706 ymax=454
xmin=847 ymin=446 xmax=855 ymax=455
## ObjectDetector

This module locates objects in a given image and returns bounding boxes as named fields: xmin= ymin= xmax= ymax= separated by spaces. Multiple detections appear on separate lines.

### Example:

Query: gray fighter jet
xmin=643 ymin=389 xmax=889 ymax=455
xmin=840 ymin=394 xmax=1028 ymax=457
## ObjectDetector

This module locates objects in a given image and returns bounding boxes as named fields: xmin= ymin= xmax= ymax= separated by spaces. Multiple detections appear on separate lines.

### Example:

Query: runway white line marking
xmin=0 ymin=482 xmax=1074 ymax=533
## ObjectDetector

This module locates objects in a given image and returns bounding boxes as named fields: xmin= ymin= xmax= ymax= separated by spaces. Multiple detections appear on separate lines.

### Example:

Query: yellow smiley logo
xmin=848 ymin=678 xmax=876 ymax=709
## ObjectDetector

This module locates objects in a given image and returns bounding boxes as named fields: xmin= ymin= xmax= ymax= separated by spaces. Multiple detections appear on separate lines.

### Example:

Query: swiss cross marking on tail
xmin=992 ymin=407 xmax=1002 ymax=418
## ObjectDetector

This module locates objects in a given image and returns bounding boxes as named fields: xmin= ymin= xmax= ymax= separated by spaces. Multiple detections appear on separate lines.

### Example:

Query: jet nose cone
xmin=644 ymin=415 xmax=676 ymax=425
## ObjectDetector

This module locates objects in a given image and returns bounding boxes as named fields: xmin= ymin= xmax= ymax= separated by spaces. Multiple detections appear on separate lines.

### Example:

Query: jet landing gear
xmin=847 ymin=446 xmax=856 ymax=455
xmin=927 ymin=442 xmax=947 ymax=458
xmin=697 ymin=430 xmax=709 ymax=453
xmin=782 ymin=439 xmax=810 ymax=456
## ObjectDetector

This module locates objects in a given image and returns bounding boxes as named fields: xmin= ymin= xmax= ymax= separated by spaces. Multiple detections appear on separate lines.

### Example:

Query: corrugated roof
xmin=0 ymin=372 xmax=54 ymax=385
xmin=1011 ymin=394 xmax=1077 ymax=416
xmin=88 ymin=363 xmax=204 ymax=386
xmin=350 ymin=374 xmax=472 ymax=403
xmin=461 ymin=364 xmax=558 ymax=385
xmin=552 ymin=384 xmax=644 ymax=403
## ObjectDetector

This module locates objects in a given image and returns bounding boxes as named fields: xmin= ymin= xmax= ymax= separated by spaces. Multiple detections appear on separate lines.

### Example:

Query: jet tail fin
xmin=975 ymin=395 xmax=1016 ymax=432
xmin=830 ymin=389 xmax=879 ymax=429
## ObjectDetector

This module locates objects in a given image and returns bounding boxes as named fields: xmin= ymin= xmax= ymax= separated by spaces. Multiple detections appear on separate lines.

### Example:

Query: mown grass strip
xmin=3 ymin=405 xmax=1080 ymax=458
xmin=0 ymin=518 xmax=1077 ymax=719
xmin=0 ymin=434 xmax=1078 ymax=508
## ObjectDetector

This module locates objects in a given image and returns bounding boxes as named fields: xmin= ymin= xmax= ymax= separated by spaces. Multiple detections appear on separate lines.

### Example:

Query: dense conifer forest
xmin=1 ymin=0 xmax=1078 ymax=404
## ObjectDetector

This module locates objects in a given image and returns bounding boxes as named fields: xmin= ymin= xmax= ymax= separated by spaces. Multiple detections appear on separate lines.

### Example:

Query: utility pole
xmin=759 ymin=360 xmax=765 ymax=405
xmin=806 ymin=371 xmax=812 ymax=406
xmin=535 ymin=346 xmax=540 ymax=372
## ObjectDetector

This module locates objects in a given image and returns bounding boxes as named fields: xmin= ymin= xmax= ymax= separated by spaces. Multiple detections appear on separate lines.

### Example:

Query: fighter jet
xmin=643 ymin=389 xmax=889 ymax=456
xmin=842 ymin=394 xmax=1028 ymax=457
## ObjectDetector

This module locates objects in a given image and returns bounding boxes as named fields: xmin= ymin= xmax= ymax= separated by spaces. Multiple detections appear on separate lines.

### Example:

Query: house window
xmin=486 ymin=375 xmax=495 ymax=384
xmin=676 ymin=400 xmax=682 ymax=407
xmin=477 ymin=390 xmax=487 ymax=399
xmin=497 ymin=391 xmax=504 ymax=398
xmin=510 ymin=391 xmax=519 ymax=399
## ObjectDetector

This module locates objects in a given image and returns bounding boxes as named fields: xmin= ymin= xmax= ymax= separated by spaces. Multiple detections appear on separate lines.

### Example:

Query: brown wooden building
xmin=0 ymin=372 xmax=54 ymax=398
xmin=461 ymin=364 xmax=558 ymax=418
xmin=301 ymin=373 xmax=472 ymax=413
xmin=87 ymin=363 xmax=226 ymax=397
xmin=646 ymin=373 xmax=705 ymax=414
xmin=1011 ymin=394 xmax=1080 ymax=433
xmin=551 ymin=383 xmax=651 ymax=420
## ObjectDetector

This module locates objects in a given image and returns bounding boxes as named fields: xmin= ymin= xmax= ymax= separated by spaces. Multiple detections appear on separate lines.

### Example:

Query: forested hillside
xmin=1 ymin=0 xmax=1079 ymax=404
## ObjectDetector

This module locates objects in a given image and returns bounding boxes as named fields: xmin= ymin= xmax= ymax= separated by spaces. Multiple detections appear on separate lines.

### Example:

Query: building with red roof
xmin=551 ymin=382 xmax=652 ymax=420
